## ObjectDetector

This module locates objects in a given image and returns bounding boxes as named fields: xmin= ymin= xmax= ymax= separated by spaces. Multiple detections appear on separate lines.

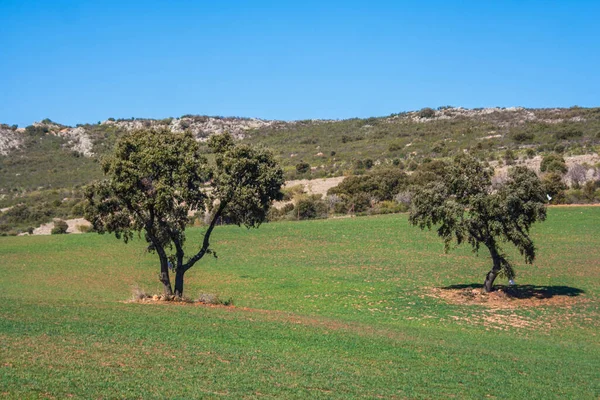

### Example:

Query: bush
xmin=542 ymin=173 xmax=567 ymax=204
xmin=418 ymin=107 xmax=436 ymax=119
xmin=296 ymin=195 xmax=328 ymax=220
xmin=295 ymin=161 xmax=310 ymax=174
xmin=512 ymin=132 xmax=535 ymax=143
xmin=51 ymin=219 xmax=69 ymax=234
xmin=545 ymin=160 xmax=568 ymax=174
xmin=328 ymin=168 xmax=408 ymax=202
xmin=281 ymin=184 xmax=305 ymax=201
xmin=540 ymin=154 xmax=567 ymax=173
xmin=554 ymin=128 xmax=583 ymax=140
xmin=503 ymin=149 xmax=516 ymax=165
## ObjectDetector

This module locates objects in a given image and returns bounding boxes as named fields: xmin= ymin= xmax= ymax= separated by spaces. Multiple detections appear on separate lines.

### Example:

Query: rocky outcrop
xmin=0 ymin=126 xmax=23 ymax=156
xmin=56 ymin=126 xmax=95 ymax=157
xmin=102 ymin=116 xmax=287 ymax=141
xmin=390 ymin=107 xmax=587 ymax=127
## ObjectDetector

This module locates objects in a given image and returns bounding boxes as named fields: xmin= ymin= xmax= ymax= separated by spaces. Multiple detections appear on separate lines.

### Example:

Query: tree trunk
xmin=158 ymin=256 xmax=173 ymax=296
xmin=484 ymin=269 xmax=498 ymax=292
xmin=160 ymin=271 xmax=173 ymax=296
xmin=174 ymin=269 xmax=185 ymax=297
xmin=484 ymin=247 xmax=502 ymax=293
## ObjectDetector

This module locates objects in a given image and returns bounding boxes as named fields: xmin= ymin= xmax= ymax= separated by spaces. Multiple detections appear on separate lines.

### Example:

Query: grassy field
xmin=0 ymin=207 xmax=599 ymax=399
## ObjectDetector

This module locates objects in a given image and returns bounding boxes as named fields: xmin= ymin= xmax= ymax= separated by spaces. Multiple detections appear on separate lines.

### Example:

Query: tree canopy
xmin=409 ymin=154 xmax=547 ymax=292
xmin=85 ymin=129 xmax=284 ymax=296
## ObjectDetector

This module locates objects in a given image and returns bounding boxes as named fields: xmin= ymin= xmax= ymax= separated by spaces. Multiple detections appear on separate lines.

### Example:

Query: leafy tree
xmin=409 ymin=154 xmax=547 ymax=292
xmin=85 ymin=129 xmax=283 ymax=297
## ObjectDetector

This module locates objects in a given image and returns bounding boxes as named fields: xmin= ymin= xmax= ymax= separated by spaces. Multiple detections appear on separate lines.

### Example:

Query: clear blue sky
xmin=1 ymin=0 xmax=599 ymax=127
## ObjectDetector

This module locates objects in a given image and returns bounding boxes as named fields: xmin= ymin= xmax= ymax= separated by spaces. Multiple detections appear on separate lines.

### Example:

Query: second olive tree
xmin=409 ymin=154 xmax=547 ymax=292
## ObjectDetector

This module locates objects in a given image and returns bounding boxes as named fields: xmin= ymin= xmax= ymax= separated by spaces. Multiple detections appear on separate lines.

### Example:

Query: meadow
xmin=0 ymin=207 xmax=599 ymax=399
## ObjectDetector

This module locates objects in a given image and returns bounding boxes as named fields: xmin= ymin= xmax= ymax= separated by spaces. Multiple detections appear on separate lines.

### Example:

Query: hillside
xmin=1 ymin=107 xmax=599 ymax=233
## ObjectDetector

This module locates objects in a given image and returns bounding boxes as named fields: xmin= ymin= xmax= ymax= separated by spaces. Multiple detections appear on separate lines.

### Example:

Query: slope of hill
xmin=1 ymin=107 xmax=599 ymax=233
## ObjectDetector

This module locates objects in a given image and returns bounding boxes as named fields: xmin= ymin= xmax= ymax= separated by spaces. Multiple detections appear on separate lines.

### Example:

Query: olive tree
xmin=409 ymin=154 xmax=547 ymax=292
xmin=84 ymin=129 xmax=284 ymax=297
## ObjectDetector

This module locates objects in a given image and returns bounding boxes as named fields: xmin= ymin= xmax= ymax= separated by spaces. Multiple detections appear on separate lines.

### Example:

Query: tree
xmin=409 ymin=154 xmax=547 ymax=292
xmin=84 ymin=129 xmax=284 ymax=297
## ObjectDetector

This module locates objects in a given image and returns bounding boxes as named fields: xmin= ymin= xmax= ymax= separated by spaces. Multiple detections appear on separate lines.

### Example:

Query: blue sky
xmin=1 ymin=0 xmax=599 ymax=127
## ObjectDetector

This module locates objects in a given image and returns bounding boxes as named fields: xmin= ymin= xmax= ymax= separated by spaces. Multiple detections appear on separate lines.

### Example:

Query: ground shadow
xmin=441 ymin=283 xmax=585 ymax=299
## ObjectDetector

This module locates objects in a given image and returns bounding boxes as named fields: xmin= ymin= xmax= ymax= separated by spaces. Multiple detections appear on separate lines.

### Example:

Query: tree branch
xmin=183 ymin=202 xmax=226 ymax=272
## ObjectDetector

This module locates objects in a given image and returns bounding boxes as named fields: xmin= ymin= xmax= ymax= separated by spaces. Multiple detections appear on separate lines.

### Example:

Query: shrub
xmin=540 ymin=154 xmax=567 ymax=173
xmin=295 ymin=161 xmax=311 ymax=174
xmin=545 ymin=160 xmax=568 ymax=174
xmin=388 ymin=142 xmax=403 ymax=152
xmin=328 ymin=168 xmax=409 ymax=201
xmin=554 ymin=128 xmax=583 ymax=140
xmin=512 ymin=132 xmax=535 ymax=143
xmin=418 ymin=107 xmax=436 ymax=119
xmin=503 ymin=149 xmax=516 ymax=165
xmin=281 ymin=184 xmax=305 ymax=201
xmin=51 ymin=219 xmax=69 ymax=234
xmin=76 ymin=224 xmax=92 ymax=233
xmin=542 ymin=173 xmax=567 ymax=203
xmin=296 ymin=195 xmax=328 ymax=220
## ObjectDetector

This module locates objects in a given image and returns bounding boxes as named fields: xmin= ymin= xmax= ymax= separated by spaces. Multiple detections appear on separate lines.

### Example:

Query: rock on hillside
xmin=0 ymin=116 xmax=293 ymax=158
xmin=102 ymin=116 xmax=288 ymax=141
xmin=55 ymin=126 xmax=95 ymax=157
xmin=390 ymin=107 xmax=588 ymax=127
xmin=0 ymin=125 xmax=23 ymax=155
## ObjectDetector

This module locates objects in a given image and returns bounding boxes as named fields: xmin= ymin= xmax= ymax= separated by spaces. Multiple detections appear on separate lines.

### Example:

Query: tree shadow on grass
xmin=441 ymin=283 xmax=585 ymax=299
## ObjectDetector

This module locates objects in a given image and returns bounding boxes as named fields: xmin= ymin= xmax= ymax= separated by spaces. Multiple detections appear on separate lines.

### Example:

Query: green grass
xmin=1 ymin=207 xmax=599 ymax=399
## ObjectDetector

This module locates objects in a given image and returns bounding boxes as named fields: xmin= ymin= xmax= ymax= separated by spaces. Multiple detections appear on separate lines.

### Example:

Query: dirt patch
xmin=32 ymin=218 xmax=92 ymax=235
xmin=429 ymin=285 xmax=587 ymax=309
xmin=284 ymin=176 xmax=346 ymax=197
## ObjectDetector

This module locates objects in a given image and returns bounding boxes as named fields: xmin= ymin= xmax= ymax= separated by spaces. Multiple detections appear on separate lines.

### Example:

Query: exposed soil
xmin=429 ymin=285 xmax=588 ymax=309
xmin=32 ymin=218 xmax=91 ymax=235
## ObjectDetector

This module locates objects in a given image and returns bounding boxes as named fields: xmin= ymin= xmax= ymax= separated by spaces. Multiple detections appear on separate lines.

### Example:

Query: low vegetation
xmin=0 ymin=208 xmax=598 ymax=398
xmin=2 ymin=107 xmax=600 ymax=234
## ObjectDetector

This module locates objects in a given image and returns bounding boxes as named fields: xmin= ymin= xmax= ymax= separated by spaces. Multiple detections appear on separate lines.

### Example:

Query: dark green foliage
xmin=512 ymin=132 xmax=535 ymax=143
xmin=545 ymin=160 xmax=568 ymax=174
xmin=409 ymin=154 xmax=547 ymax=291
xmin=296 ymin=195 xmax=328 ymax=220
xmin=51 ymin=219 xmax=68 ymax=235
xmin=409 ymin=160 xmax=448 ymax=186
xmin=295 ymin=161 xmax=310 ymax=174
xmin=503 ymin=149 xmax=516 ymax=165
xmin=418 ymin=107 xmax=436 ymax=118
xmin=84 ymin=129 xmax=283 ymax=296
xmin=540 ymin=154 xmax=567 ymax=173
xmin=328 ymin=168 xmax=408 ymax=202
xmin=0 ymin=189 xmax=85 ymax=234
xmin=554 ymin=127 xmax=583 ymax=140
xmin=542 ymin=173 xmax=567 ymax=204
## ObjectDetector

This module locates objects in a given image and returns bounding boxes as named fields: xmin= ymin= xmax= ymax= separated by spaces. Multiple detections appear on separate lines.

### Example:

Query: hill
xmin=1 ymin=107 xmax=599 ymax=233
